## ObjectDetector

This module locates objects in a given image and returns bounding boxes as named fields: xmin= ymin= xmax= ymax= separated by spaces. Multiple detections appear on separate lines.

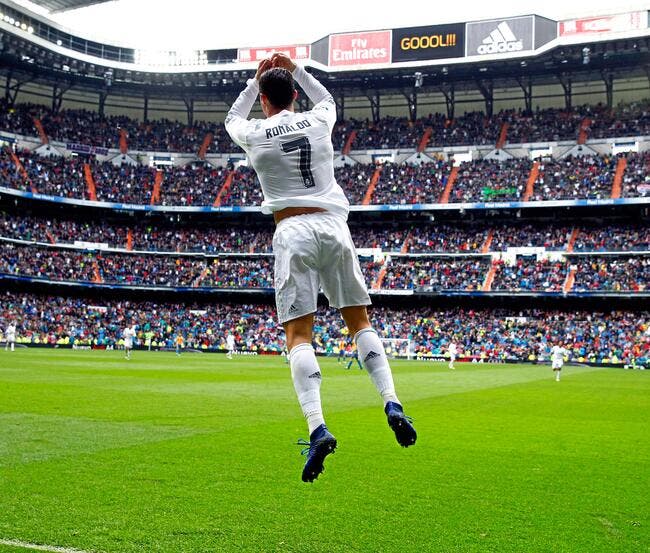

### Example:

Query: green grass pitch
xmin=0 ymin=349 xmax=648 ymax=552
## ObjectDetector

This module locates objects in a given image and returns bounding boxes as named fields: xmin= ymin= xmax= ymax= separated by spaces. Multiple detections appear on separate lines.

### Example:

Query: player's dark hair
xmin=259 ymin=68 xmax=295 ymax=110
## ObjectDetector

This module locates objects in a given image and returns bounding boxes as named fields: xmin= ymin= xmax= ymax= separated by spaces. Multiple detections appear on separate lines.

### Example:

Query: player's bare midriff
xmin=273 ymin=206 xmax=327 ymax=224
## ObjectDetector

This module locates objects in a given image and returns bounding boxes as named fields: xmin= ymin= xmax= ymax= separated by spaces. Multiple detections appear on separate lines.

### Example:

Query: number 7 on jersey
xmin=281 ymin=137 xmax=315 ymax=188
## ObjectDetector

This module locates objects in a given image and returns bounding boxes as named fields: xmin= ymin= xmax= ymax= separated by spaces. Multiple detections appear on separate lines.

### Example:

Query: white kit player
xmin=123 ymin=325 xmax=136 ymax=360
xmin=226 ymin=332 xmax=236 ymax=360
xmin=448 ymin=341 xmax=458 ymax=370
xmin=226 ymin=53 xmax=416 ymax=482
xmin=550 ymin=344 xmax=566 ymax=381
xmin=4 ymin=321 xmax=16 ymax=352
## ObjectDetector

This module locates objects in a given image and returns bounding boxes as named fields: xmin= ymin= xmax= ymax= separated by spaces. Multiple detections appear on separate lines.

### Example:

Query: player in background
xmin=345 ymin=345 xmax=363 ymax=371
xmin=226 ymin=332 xmax=236 ymax=360
xmin=448 ymin=340 xmax=458 ymax=370
xmin=123 ymin=324 xmax=136 ymax=360
xmin=550 ymin=343 xmax=567 ymax=381
xmin=4 ymin=320 xmax=16 ymax=352
xmin=175 ymin=332 xmax=184 ymax=356
xmin=226 ymin=53 xmax=416 ymax=483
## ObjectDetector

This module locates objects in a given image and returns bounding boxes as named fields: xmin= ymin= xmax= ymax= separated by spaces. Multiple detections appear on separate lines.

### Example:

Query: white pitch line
xmin=0 ymin=538 xmax=98 ymax=553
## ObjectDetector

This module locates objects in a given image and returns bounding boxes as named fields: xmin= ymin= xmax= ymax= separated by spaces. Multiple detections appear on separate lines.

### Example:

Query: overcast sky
xmin=14 ymin=0 xmax=650 ymax=50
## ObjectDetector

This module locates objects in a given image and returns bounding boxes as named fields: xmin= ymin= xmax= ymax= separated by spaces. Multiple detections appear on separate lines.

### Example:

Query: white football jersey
xmin=551 ymin=345 xmax=566 ymax=362
xmin=449 ymin=343 xmax=457 ymax=355
xmin=226 ymin=334 xmax=235 ymax=349
xmin=123 ymin=327 xmax=135 ymax=345
xmin=225 ymin=66 xmax=349 ymax=218
xmin=6 ymin=324 xmax=16 ymax=339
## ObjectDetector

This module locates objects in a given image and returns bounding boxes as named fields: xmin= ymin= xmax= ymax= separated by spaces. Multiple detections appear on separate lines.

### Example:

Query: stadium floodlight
xmin=414 ymin=72 xmax=423 ymax=88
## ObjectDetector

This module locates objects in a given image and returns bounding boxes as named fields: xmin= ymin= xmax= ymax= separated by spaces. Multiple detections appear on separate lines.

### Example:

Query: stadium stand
xmin=1 ymin=291 xmax=648 ymax=365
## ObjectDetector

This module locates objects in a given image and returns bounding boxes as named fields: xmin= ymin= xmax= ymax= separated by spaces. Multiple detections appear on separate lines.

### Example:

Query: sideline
xmin=0 ymin=538 xmax=98 ymax=553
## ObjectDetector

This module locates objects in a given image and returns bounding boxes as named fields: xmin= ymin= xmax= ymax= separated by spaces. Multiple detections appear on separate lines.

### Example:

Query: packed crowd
xmin=0 ymin=101 xmax=234 ymax=154
xmin=1 ymin=291 xmax=648 ymax=364
xmin=3 ymin=147 xmax=649 ymax=206
xmin=491 ymin=258 xmax=567 ymax=292
xmin=2 ymin=211 xmax=648 ymax=254
xmin=2 ymin=99 xmax=649 ymax=156
xmin=332 ymin=102 xmax=650 ymax=152
xmin=370 ymin=160 xmax=451 ymax=204
xmin=572 ymin=257 xmax=650 ymax=292
xmin=381 ymin=258 xmax=489 ymax=291
xmin=532 ymin=154 xmax=617 ymax=201
xmin=450 ymin=158 xmax=532 ymax=203
xmin=0 ymin=244 xmax=274 ymax=288
xmin=622 ymin=151 xmax=650 ymax=198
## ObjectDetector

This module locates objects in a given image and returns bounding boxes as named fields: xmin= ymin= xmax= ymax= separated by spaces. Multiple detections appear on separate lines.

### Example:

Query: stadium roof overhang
xmin=24 ymin=0 xmax=111 ymax=13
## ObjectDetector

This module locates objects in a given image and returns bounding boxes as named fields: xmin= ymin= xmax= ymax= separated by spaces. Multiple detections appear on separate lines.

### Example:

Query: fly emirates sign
xmin=329 ymin=30 xmax=391 ymax=66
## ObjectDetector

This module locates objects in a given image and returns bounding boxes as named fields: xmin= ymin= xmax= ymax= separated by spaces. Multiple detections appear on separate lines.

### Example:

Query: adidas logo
xmin=477 ymin=22 xmax=523 ymax=55
xmin=308 ymin=371 xmax=321 ymax=379
xmin=364 ymin=351 xmax=380 ymax=362
xmin=288 ymin=304 xmax=298 ymax=315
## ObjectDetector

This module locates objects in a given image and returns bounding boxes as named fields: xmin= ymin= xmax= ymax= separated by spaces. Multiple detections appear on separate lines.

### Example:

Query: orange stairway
xmin=563 ymin=266 xmax=576 ymax=294
xmin=362 ymin=165 xmax=383 ymax=205
xmin=481 ymin=229 xmax=494 ymax=253
xmin=126 ymin=229 xmax=134 ymax=251
xmin=150 ymin=170 xmax=163 ymax=205
xmin=7 ymin=148 xmax=37 ymax=193
xmin=496 ymin=122 xmax=509 ymax=149
xmin=45 ymin=230 xmax=56 ymax=245
xmin=33 ymin=117 xmax=49 ymax=145
xmin=119 ymin=129 xmax=128 ymax=154
xmin=482 ymin=261 xmax=498 ymax=292
xmin=610 ymin=156 xmax=627 ymax=199
xmin=83 ymin=163 xmax=98 ymax=201
xmin=198 ymin=132 xmax=213 ymax=160
xmin=342 ymin=130 xmax=358 ymax=156
xmin=213 ymin=170 xmax=235 ymax=207
xmin=522 ymin=161 xmax=540 ymax=202
xmin=566 ymin=228 xmax=580 ymax=253
xmin=92 ymin=262 xmax=103 ymax=284
xmin=577 ymin=117 xmax=591 ymax=145
xmin=438 ymin=165 xmax=459 ymax=204
xmin=372 ymin=261 xmax=388 ymax=291
xmin=400 ymin=232 xmax=413 ymax=254
xmin=417 ymin=127 xmax=433 ymax=153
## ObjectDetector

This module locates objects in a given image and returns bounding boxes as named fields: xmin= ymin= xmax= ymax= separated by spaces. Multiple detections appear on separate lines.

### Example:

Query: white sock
xmin=556 ymin=371 xmax=561 ymax=381
xmin=354 ymin=328 xmax=399 ymax=406
xmin=289 ymin=343 xmax=325 ymax=434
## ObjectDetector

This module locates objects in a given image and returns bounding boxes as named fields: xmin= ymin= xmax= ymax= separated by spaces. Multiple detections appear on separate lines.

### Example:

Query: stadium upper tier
xmin=1 ymin=291 xmax=647 ymax=364
xmin=2 ymin=100 xmax=650 ymax=156
xmin=1 ymin=147 xmax=649 ymax=208
xmin=2 ymin=212 xmax=649 ymax=253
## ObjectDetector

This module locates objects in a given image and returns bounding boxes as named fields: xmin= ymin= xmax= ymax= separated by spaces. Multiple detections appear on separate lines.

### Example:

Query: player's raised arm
xmin=225 ymin=58 xmax=273 ymax=149
xmin=271 ymin=53 xmax=336 ymax=129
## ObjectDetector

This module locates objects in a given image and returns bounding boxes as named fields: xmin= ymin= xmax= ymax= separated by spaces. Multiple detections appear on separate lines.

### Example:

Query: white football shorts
xmin=273 ymin=212 xmax=371 ymax=323
xmin=552 ymin=359 xmax=563 ymax=369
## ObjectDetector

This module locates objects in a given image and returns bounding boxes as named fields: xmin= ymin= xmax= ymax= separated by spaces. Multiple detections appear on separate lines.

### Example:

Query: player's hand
xmin=271 ymin=53 xmax=296 ymax=72
xmin=255 ymin=58 xmax=273 ymax=81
